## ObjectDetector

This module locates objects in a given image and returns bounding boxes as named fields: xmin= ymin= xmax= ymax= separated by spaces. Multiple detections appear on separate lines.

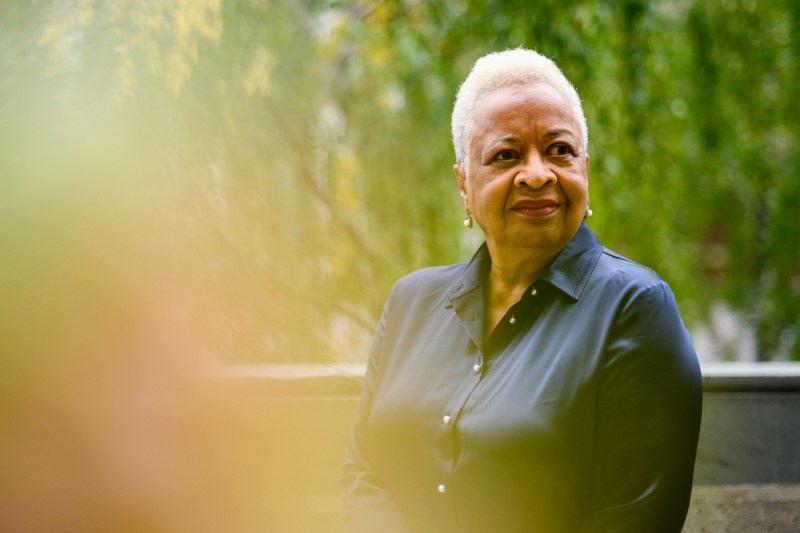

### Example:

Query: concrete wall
xmin=208 ymin=363 xmax=800 ymax=532
xmin=685 ymin=363 xmax=800 ymax=533
xmin=694 ymin=363 xmax=800 ymax=486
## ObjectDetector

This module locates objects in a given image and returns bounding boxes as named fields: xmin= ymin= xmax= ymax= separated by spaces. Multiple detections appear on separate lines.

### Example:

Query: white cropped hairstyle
xmin=451 ymin=48 xmax=588 ymax=166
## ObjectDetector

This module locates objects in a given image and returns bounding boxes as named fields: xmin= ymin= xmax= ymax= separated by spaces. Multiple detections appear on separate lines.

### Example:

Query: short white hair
xmin=451 ymin=48 xmax=588 ymax=166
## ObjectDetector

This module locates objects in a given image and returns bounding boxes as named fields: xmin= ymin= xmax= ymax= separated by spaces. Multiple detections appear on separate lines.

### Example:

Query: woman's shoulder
xmin=392 ymin=262 xmax=467 ymax=296
xmin=586 ymin=248 xmax=692 ymax=343
xmin=378 ymin=262 xmax=470 ymax=318
xmin=591 ymin=247 xmax=670 ymax=294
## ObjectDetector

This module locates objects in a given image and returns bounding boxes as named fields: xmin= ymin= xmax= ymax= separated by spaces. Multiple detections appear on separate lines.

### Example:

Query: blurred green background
xmin=2 ymin=0 xmax=799 ymax=363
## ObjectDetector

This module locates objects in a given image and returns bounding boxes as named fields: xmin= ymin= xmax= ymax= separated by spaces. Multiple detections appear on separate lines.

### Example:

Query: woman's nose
xmin=513 ymin=152 xmax=556 ymax=189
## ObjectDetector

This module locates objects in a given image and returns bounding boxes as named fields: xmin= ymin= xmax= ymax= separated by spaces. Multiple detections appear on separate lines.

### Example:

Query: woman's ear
xmin=454 ymin=164 xmax=469 ymax=208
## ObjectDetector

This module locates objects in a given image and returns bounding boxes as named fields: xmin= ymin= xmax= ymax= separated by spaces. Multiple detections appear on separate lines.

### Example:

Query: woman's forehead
xmin=475 ymin=82 xmax=578 ymax=124
xmin=474 ymin=82 xmax=580 ymax=133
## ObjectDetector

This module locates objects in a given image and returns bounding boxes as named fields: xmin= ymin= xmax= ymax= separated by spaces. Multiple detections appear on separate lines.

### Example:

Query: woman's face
xmin=455 ymin=82 xmax=588 ymax=260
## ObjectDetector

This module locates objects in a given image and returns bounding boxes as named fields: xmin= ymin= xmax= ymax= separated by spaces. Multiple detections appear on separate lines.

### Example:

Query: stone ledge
xmin=701 ymin=362 xmax=800 ymax=392
xmin=208 ymin=362 xmax=800 ymax=394
xmin=237 ymin=485 xmax=800 ymax=533
xmin=684 ymin=484 xmax=800 ymax=533
xmin=207 ymin=364 xmax=365 ymax=396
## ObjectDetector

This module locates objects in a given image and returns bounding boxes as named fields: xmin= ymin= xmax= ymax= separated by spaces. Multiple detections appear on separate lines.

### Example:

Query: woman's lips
xmin=511 ymin=199 xmax=560 ymax=218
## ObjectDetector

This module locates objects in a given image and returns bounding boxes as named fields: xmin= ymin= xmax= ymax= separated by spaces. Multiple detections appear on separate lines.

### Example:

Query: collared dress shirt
xmin=340 ymin=223 xmax=703 ymax=532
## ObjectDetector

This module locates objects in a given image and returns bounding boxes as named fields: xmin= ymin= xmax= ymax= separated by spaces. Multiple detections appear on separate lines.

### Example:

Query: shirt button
xmin=509 ymin=315 xmax=516 ymax=324
xmin=442 ymin=415 xmax=451 ymax=424
xmin=473 ymin=363 xmax=482 ymax=374
xmin=438 ymin=484 xmax=446 ymax=494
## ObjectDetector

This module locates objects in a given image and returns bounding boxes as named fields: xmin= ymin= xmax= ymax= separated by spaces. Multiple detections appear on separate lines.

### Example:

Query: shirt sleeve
xmin=339 ymin=293 xmax=412 ymax=533
xmin=580 ymin=280 xmax=703 ymax=533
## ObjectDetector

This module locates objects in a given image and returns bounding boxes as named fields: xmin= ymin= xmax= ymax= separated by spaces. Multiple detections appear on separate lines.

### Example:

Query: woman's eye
xmin=493 ymin=150 xmax=516 ymax=161
xmin=547 ymin=143 xmax=574 ymax=157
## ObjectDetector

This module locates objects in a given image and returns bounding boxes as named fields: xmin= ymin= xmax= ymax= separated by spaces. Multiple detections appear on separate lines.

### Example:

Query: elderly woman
xmin=340 ymin=48 xmax=702 ymax=533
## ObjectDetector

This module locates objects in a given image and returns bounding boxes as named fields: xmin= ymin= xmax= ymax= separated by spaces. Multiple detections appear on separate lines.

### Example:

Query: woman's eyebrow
xmin=543 ymin=129 xmax=576 ymax=140
xmin=488 ymin=135 xmax=521 ymax=146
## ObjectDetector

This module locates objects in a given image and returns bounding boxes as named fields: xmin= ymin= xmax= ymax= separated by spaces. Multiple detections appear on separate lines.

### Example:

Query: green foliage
xmin=3 ymin=0 xmax=799 ymax=361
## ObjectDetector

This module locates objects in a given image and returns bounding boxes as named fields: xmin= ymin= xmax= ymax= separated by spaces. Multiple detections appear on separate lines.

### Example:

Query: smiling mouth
xmin=511 ymin=200 xmax=560 ymax=219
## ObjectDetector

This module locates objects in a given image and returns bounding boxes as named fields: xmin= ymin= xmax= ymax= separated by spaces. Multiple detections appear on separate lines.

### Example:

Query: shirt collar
xmin=447 ymin=222 xmax=603 ymax=303
xmin=540 ymin=222 xmax=603 ymax=300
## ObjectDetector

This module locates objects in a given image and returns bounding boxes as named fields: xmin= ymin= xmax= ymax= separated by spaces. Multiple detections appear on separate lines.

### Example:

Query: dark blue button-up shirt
xmin=341 ymin=223 xmax=702 ymax=532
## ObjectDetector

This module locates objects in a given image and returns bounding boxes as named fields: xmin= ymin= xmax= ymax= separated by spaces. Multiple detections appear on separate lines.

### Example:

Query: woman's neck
xmin=483 ymin=245 xmax=556 ymax=338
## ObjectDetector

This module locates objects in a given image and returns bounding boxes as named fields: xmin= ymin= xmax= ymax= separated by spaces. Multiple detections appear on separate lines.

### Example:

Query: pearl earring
xmin=463 ymin=211 xmax=473 ymax=229
xmin=585 ymin=206 xmax=593 ymax=218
